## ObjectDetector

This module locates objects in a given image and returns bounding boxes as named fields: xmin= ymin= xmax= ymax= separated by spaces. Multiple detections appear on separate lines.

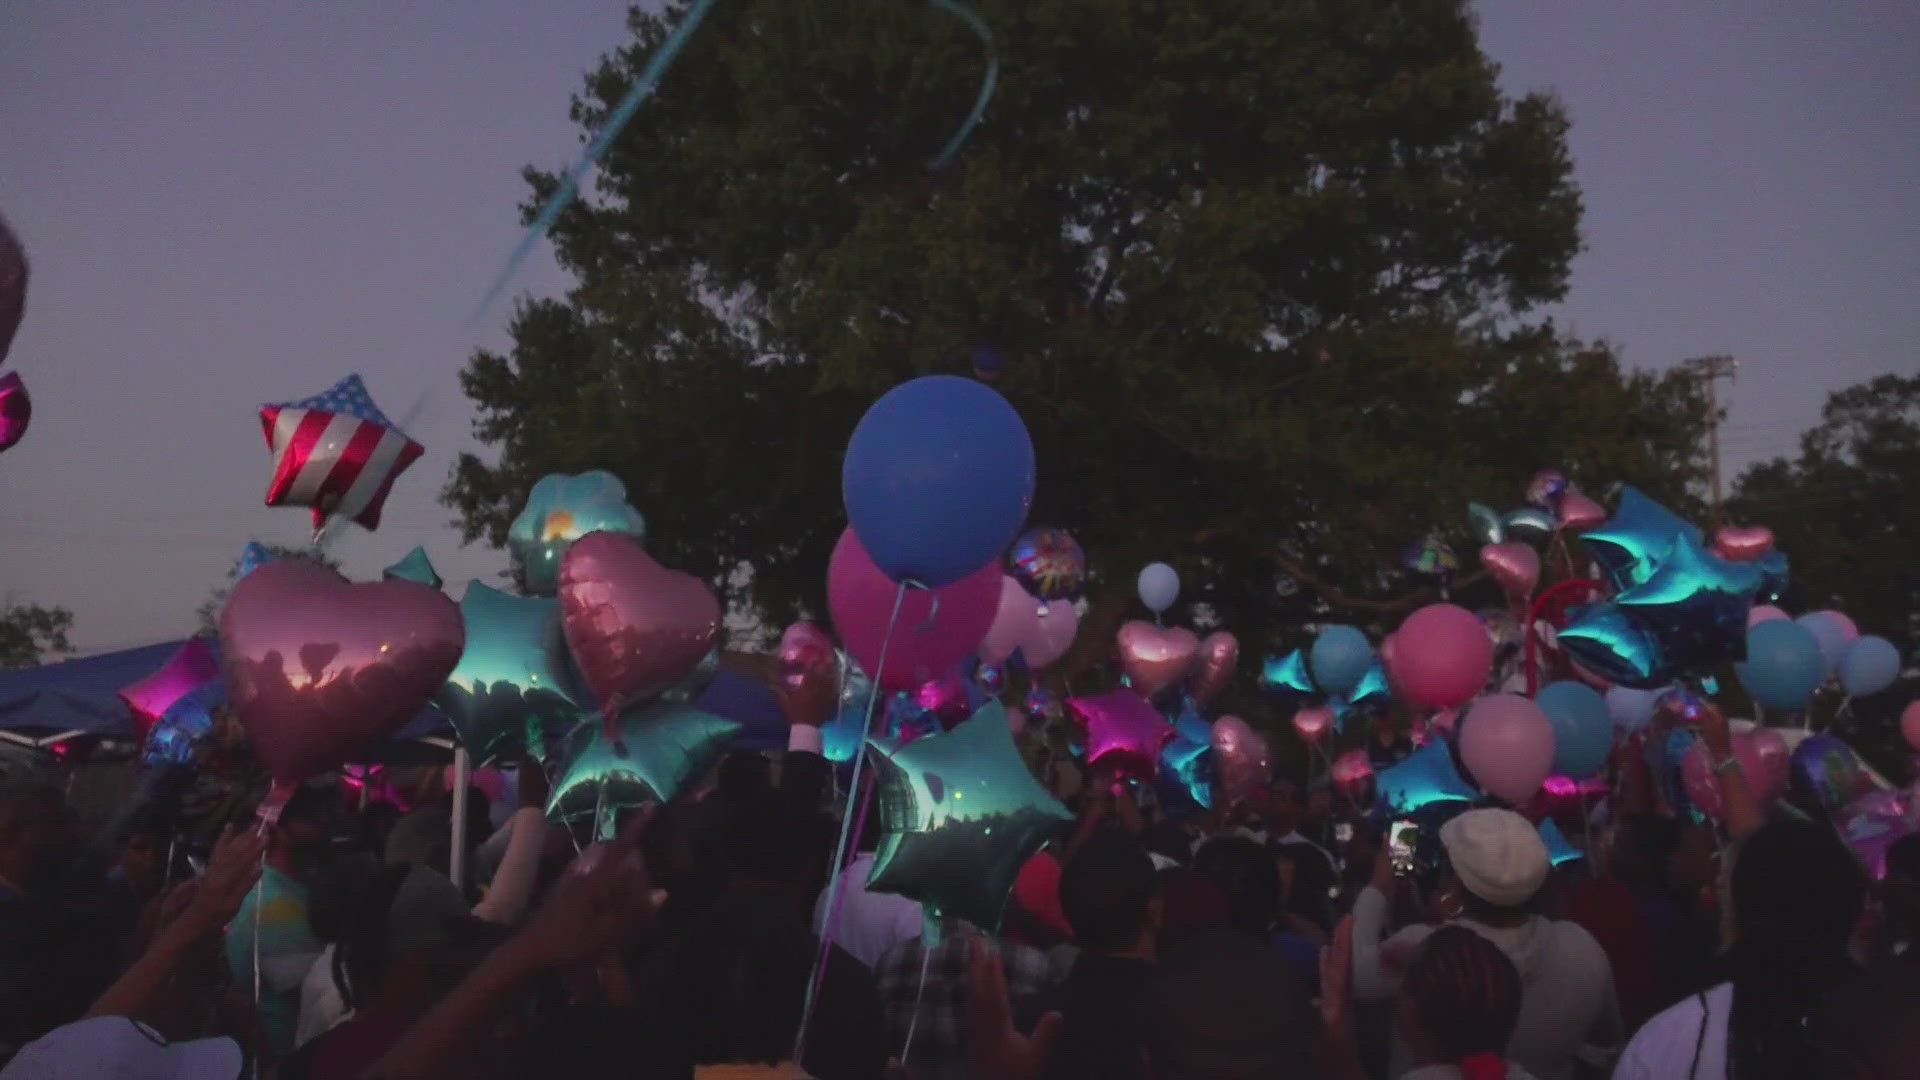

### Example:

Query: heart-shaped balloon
xmin=559 ymin=532 xmax=722 ymax=721
xmin=1556 ymin=490 xmax=1607 ymax=533
xmin=1210 ymin=715 xmax=1271 ymax=805
xmin=1479 ymin=542 xmax=1541 ymax=598
xmin=1711 ymin=525 xmax=1774 ymax=563
xmin=1117 ymin=621 xmax=1200 ymax=699
xmin=773 ymin=622 xmax=839 ymax=728
xmin=0 ymin=371 xmax=30 ymax=453
xmin=220 ymin=560 xmax=465 ymax=783
xmin=1291 ymin=705 xmax=1333 ymax=744
xmin=1191 ymin=631 xmax=1240 ymax=705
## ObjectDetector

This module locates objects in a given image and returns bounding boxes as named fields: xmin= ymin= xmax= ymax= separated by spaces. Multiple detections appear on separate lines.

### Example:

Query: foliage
xmin=447 ymin=0 xmax=1707 ymax=680
xmin=194 ymin=545 xmax=342 ymax=637
xmin=0 ymin=602 xmax=75 ymax=671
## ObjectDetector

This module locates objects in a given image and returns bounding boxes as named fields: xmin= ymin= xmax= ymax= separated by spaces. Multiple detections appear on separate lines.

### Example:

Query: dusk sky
xmin=3 ymin=1 xmax=1916 ymax=655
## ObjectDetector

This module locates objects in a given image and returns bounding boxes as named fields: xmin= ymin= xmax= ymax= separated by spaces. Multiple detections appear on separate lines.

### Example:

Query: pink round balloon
xmin=220 ymin=560 xmax=465 ymax=784
xmin=1903 ymin=701 xmax=1920 ymax=753
xmin=828 ymin=529 xmax=998 ymax=691
xmin=1682 ymin=729 xmax=1791 ymax=820
xmin=1391 ymin=604 xmax=1494 ymax=709
xmin=1331 ymin=748 xmax=1373 ymax=796
xmin=1457 ymin=693 xmax=1555 ymax=803
xmin=1291 ymin=705 xmax=1333 ymax=744
xmin=120 ymin=637 xmax=222 ymax=742
xmin=559 ymin=532 xmax=723 ymax=716
xmin=1024 ymin=601 xmax=1080 ymax=670
xmin=1747 ymin=604 xmax=1789 ymax=629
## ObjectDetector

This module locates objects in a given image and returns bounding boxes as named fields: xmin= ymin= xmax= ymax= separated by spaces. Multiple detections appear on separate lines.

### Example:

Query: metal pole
xmin=449 ymin=747 xmax=471 ymax=890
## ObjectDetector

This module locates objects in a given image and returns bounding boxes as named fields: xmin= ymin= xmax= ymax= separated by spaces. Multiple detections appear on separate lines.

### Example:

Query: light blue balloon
xmin=1137 ymin=562 xmax=1180 ymax=614
xmin=1604 ymin=686 xmax=1662 ymax=735
xmin=1838 ymin=635 xmax=1901 ymax=697
xmin=842 ymin=376 xmax=1035 ymax=588
xmin=1737 ymin=619 xmax=1826 ymax=711
xmin=1796 ymin=611 xmax=1854 ymax=679
xmin=1309 ymin=625 xmax=1374 ymax=697
xmin=1537 ymin=681 xmax=1612 ymax=780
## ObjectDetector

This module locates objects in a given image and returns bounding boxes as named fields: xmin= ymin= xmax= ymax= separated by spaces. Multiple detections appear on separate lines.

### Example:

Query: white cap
xmin=1440 ymin=808 xmax=1550 ymax=909
xmin=0 ymin=1017 xmax=241 ymax=1080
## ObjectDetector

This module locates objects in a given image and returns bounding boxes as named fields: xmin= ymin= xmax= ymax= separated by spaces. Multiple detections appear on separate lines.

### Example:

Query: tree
xmin=194 ymin=545 xmax=343 ymax=637
xmin=448 ymin=0 xmax=1707 ymax=668
xmin=0 ymin=601 xmax=76 ymax=670
xmin=1730 ymin=373 xmax=1919 ymax=651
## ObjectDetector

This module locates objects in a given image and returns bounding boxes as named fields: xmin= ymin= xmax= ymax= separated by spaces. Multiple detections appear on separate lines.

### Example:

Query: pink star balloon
xmin=119 ymin=637 xmax=222 ymax=743
xmin=1068 ymin=689 xmax=1173 ymax=780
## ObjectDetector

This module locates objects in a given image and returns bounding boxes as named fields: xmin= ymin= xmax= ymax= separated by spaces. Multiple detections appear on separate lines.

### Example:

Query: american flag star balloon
xmin=260 ymin=374 xmax=423 ymax=532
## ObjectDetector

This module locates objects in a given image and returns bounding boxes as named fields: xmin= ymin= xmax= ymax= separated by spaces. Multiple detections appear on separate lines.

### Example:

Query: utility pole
xmin=1686 ymin=355 xmax=1739 ymax=524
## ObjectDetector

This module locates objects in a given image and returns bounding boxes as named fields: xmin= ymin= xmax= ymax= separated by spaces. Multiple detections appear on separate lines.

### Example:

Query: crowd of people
xmin=0 ymin=704 xmax=1917 ymax=1080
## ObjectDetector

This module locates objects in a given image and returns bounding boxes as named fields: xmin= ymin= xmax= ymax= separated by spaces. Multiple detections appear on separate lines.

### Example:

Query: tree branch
xmin=1270 ymin=551 xmax=1487 ymax=619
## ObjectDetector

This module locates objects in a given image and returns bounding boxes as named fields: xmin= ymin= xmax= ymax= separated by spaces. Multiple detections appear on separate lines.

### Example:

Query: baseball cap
xmin=0 ymin=1017 xmax=240 ymax=1079
xmin=1440 ymin=808 xmax=1550 ymax=909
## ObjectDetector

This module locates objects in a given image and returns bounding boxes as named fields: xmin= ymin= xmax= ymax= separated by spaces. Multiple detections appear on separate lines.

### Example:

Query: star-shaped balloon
xmin=1375 ymin=738 xmax=1478 ymax=814
xmin=1260 ymin=650 xmax=1316 ymax=698
xmin=1067 ymin=690 xmax=1174 ymax=780
xmin=236 ymin=542 xmax=277 ymax=582
xmin=1580 ymin=486 xmax=1700 ymax=591
xmin=259 ymin=374 xmax=425 ymax=533
xmin=1502 ymin=507 xmax=1555 ymax=542
xmin=144 ymin=680 xmax=225 ymax=767
xmin=1539 ymin=818 xmax=1584 ymax=867
xmin=546 ymin=702 xmax=739 ymax=837
xmin=383 ymin=546 xmax=443 ymax=590
xmin=436 ymin=581 xmax=579 ymax=764
xmin=1171 ymin=694 xmax=1214 ymax=747
xmin=866 ymin=700 xmax=1073 ymax=931
xmin=1329 ymin=659 xmax=1392 ymax=732
xmin=1613 ymin=531 xmax=1761 ymax=666
xmin=508 ymin=471 xmax=646 ymax=596
xmin=1558 ymin=602 xmax=1671 ymax=689
xmin=1159 ymin=735 xmax=1214 ymax=809
xmin=120 ymin=637 xmax=222 ymax=743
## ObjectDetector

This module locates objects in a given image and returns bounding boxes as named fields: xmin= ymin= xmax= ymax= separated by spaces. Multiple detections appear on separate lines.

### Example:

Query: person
xmin=1152 ymin=867 xmax=1229 ymax=955
xmin=1353 ymin=807 xmax=1623 ymax=1080
xmin=0 ymin=781 xmax=118 ymax=1062
xmin=224 ymin=784 xmax=333 ymax=1058
xmin=1191 ymin=835 xmax=1278 ymax=935
xmin=874 ymin=911 xmax=1052 ymax=1080
xmin=1263 ymin=783 xmax=1337 ymax=869
xmin=1812 ymin=962 xmax=1920 ymax=1080
xmin=1369 ymin=721 xmax=1415 ymax=774
xmin=1870 ymin=832 xmax=1920 ymax=966
xmin=1611 ymin=818 xmax=1867 ymax=1080
xmin=812 ymin=814 xmax=923 ymax=972
xmin=1397 ymin=926 xmax=1537 ymax=1080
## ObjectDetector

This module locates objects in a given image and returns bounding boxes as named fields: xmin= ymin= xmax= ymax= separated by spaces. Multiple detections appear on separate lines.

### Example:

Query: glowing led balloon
xmin=508 ymin=471 xmax=646 ymax=597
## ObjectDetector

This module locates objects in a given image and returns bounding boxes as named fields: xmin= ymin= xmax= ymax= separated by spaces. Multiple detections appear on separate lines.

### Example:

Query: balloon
xmin=1309 ymin=626 xmax=1373 ymax=697
xmin=1682 ymin=729 xmax=1791 ymax=819
xmin=1539 ymin=818 xmax=1584 ymax=867
xmin=236 ymin=541 xmax=277 ymax=582
xmin=1022 ymin=602 xmax=1080 ymax=671
xmin=0 ymin=371 xmax=28 ymax=453
xmin=916 ymin=674 xmax=974 ymax=730
xmin=547 ymin=703 xmax=740 ymax=835
xmin=220 ymin=561 xmax=464 ymax=783
xmin=1068 ymin=690 xmax=1174 ymax=780
xmin=1796 ymin=610 xmax=1859 ymax=678
xmin=1525 ymin=469 xmax=1568 ymax=508
xmin=1375 ymin=739 xmax=1477 ymax=813
xmin=821 ymin=665 xmax=878 ymax=764
xmin=0 ymin=214 xmax=25 ymax=364
xmin=970 ymin=343 xmax=1005 ymax=382
xmin=259 ymin=374 xmax=425 ymax=533
xmin=772 ymin=623 xmax=840 ymax=728
xmin=1468 ymin=503 xmax=1505 ymax=546
xmin=1191 ymin=632 xmax=1240 ymax=706
xmin=1555 ymin=491 xmax=1607 ymax=533
xmin=382 ymin=546 xmax=442 ymax=590
xmin=507 ymin=471 xmax=646 ymax=597
xmin=1790 ymin=733 xmax=1888 ymax=812
xmin=1456 ymin=693 xmax=1555 ymax=803
xmin=1007 ymin=528 xmax=1087 ymax=606
xmin=145 ymin=681 xmax=223 ymax=768
xmin=1613 ymin=532 xmax=1761 ymax=667
xmin=1559 ymin=603 xmax=1668 ymax=689
xmin=827 ymin=530 xmax=1001 ymax=690
xmin=1116 ymin=621 xmax=1200 ymax=699
xmin=1291 ymin=706 xmax=1333 ymax=744
xmin=1024 ymin=687 xmax=1062 ymax=726
xmin=1604 ymin=686 xmax=1662 ymax=735
xmin=1390 ymin=604 xmax=1494 ymax=709
xmin=1837 ymin=787 xmax=1920 ymax=880
xmin=1401 ymin=538 xmax=1458 ymax=578
xmin=1754 ymin=550 xmax=1790 ymax=605
xmin=1582 ymin=486 xmax=1700 ymax=592
xmin=120 ymin=637 xmax=223 ymax=744
xmin=1903 ymin=700 xmax=1920 ymax=753
xmin=1747 ymin=604 xmax=1788 ymax=629
xmin=1502 ymin=508 xmax=1556 ymax=542
xmin=436 ymin=582 xmax=577 ymax=765
xmin=1260 ymin=649 xmax=1316 ymax=698
xmin=1479 ymin=542 xmax=1541 ymax=598
xmin=1653 ymin=685 xmax=1714 ymax=729
xmin=1536 ymin=681 xmax=1611 ymax=780
xmin=1160 ymin=736 xmax=1214 ymax=809
xmin=1331 ymin=749 xmax=1374 ymax=797
xmin=1345 ymin=660 xmax=1392 ymax=713
xmin=1137 ymin=562 xmax=1181 ymax=614
xmin=1171 ymin=696 xmax=1213 ymax=747
xmin=1838 ymin=636 xmax=1901 ymax=697
xmin=1711 ymin=525 xmax=1774 ymax=563
xmin=559 ymin=532 xmax=721 ymax=725
xmin=1210 ymin=716 xmax=1271 ymax=805
xmin=843 ymin=376 xmax=1035 ymax=589
xmin=866 ymin=701 xmax=1073 ymax=930
xmin=1736 ymin=619 xmax=1826 ymax=712
xmin=979 ymin=575 xmax=1078 ymax=671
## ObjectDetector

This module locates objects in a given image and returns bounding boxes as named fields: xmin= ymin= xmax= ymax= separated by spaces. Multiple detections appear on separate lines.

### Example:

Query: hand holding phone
xmin=1388 ymin=820 xmax=1420 ymax=876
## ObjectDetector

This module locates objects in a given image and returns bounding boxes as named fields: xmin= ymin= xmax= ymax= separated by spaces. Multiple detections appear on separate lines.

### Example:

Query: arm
xmin=1348 ymin=840 xmax=1401 ymax=1004
xmin=1700 ymin=707 xmax=1765 ymax=841
xmin=469 ymin=809 xmax=546 ymax=924
xmin=1317 ymin=917 xmax=1370 ymax=1080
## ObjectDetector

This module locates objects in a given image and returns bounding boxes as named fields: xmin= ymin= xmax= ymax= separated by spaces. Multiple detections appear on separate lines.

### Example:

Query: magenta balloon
xmin=828 ymin=529 xmax=998 ymax=691
xmin=1746 ymin=605 xmax=1788 ymax=629
xmin=559 ymin=532 xmax=723 ymax=715
xmin=1391 ymin=604 xmax=1494 ymax=709
xmin=119 ymin=637 xmax=222 ymax=742
xmin=220 ymin=560 xmax=464 ymax=784
xmin=1681 ymin=731 xmax=1790 ymax=820
xmin=1457 ymin=693 xmax=1555 ymax=803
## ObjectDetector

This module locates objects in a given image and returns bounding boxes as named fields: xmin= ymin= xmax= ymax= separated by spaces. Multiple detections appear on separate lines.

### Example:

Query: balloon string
xmin=796 ymin=580 xmax=909 ymax=1065
xmin=925 ymin=0 xmax=998 ymax=169
xmin=899 ymin=934 xmax=937 ymax=1063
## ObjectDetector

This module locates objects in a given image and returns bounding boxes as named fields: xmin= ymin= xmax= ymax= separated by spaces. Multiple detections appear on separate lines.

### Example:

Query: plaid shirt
xmin=876 ymin=924 xmax=1055 ymax=1080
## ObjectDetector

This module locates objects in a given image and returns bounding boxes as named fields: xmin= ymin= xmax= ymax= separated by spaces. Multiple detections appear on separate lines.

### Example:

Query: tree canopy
xmin=0 ymin=602 xmax=75 ymax=671
xmin=448 ymin=0 xmax=1708 ymax=667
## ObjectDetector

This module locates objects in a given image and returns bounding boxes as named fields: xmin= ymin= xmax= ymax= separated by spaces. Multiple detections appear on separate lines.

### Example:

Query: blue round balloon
xmin=1309 ymin=625 xmax=1373 ymax=697
xmin=1795 ymin=611 xmax=1854 ymax=679
xmin=842 ymin=376 xmax=1035 ymax=588
xmin=1603 ymin=686 xmax=1662 ymax=735
xmin=1838 ymin=635 xmax=1901 ymax=697
xmin=1736 ymin=619 xmax=1826 ymax=711
xmin=1536 ymin=681 xmax=1612 ymax=779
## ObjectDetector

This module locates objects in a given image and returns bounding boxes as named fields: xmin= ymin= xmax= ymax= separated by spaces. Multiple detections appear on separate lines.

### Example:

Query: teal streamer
xmin=926 ymin=0 xmax=998 ymax=169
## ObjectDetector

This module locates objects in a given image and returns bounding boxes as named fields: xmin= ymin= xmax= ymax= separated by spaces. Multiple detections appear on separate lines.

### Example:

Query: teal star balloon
xmin=1614 ymin=531 xmax=1761 ymax=666
xmin=1558 ymin=602 xmax=1670 ymax=689
xmin=1260 ymin=649 xmax=1316 ymax=698
xmin=436 ymin=581 xmax=578 ymax=764
xmin=866 ymin=700 xmax=1073 ymax=930
xmin=1581 ymin=486 xmax=1700 ymax=591
xmin=383 ymin=546 xmax=442 ymax=590
xmin=546 ymin=702 xmax=739 ymax=837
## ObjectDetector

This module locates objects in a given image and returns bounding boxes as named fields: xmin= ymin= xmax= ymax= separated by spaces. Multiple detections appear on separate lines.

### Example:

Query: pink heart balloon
xmin=559 ymin=532 xmax=722 ymax=717
xmin=1116 ymin=621 xmax=1200 ymax=699
xmin=220 ymin=560 xmax=464 ymax=783
xmin=1712 ymin=525 xmax=1774 ymax=563
xmin=1191 ymin=631 xmax=1240 ymax=705
xmin=1479 ymin=541 xmax=1541 ymax=598
xmin=1556 ymin=490 xmax=1607 ymax=533
xmin=774 ymin=622 xmax=839 ymax=728
xmin=1211 ymin=715 xmax=1271 ymax=804
xmin=1291 ymin=705 xmax=1333 ymax=744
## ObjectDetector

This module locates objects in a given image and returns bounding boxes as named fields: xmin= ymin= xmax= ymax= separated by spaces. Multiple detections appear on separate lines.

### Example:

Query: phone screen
xmin=1389 ymin=820 xmax=1420 ymax=875
xmin=1333 ymin=821 xmax=1354 ymax=846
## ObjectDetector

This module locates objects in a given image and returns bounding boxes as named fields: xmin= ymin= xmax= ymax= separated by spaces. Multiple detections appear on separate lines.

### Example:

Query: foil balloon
xmin=1068 ymin=690 xmax=1174 ymax=780
xmin=559 ymin=532 xmax=722 ymax=726
xmin=1790 ymin=733 xmax=1888 ymax=812
xmin=0 ymin=214 xmax=25 ymax=364
xmin=259 ymin=374 xmax=425 ymax=533
xmin=1209 ymin=716 xmax=1271 ymax=805
xmin=1555 ymin=491 xmax=1608 ymax=533
xmin=1525 ymin=469 xmax=1568 ymax=509
xmin=219 ymin=560 xmax=465 ymax=783
xmin=1401 ymin=537 xmax=1458 ymax=579
xmin=1613 ymin=531 xmax=1760 ymax=667
xmin=821 ymin=665 xmax=878 ymax=764
xmin=1581 ymin=486 xmax=1701 ymax=592
xmin=144 ymin=680 xmax=224 ymax=768
xmin=1558 ymin=603 xmax=1668 ymax=689
xmin=1024 ymin=686 xmax=1062 ymax=726
xmin=1291 ymin=706 xmax=1333 ymax=744
xmin=1007 ymin=528 xmax=1087 ymax=607
xmin=773 ymin=622 xmax=840 ymax=729
xmin=1502 ymin=508 xmax=1555 ymax=542
xmin=507 ymin=471 xmax=646 ymax=597
xmin=382 ymin=546 xmax=442 ymax=590
xmin=1836 ymin=787 xmax=1920 ymax=880
xmin=236 ymin=542 xmax=276 ymax=582
xmin=1160 ymin=735 xmax=1214 ymax=809
xmin=1259 ymin=650 xmax=1317 ymax=699
xmin=1653 ymin=684 xmax=1712 ymax=728
xmin=1479 ymin=542 xmax=1541 ymax=598
xmin=1171 ymin=695 xmax=1213 ymax=747
xmin=1680 ymin=728 xmax=1791 ymax=819
xmin=1375 ymin=738 xmax=1477 ymax=814
xmin=1539 ymin=818 xmax=1584 ymax=867
xmin=865 ymin=701 xmax=1073 ymax=930
xmin=1711 ymin=525 xmax=1774 ymax=563
xmin=979 ymin=574 xmax=1078 ymax=670
xmin=916 ymin=673 xmax=974 ymax=730
xmin=546 ymin=702 xmax=740 ymax=836
xmin=0 ymin=371 xmax=29 ymax=453
xmin=1190 ymin=631 xmax=1240 ymax=705
xmin=120 ymin=637 xmax=223 ymax=744
xmin=1754 ymin=550 xmax=1789 ymax=605
xmin=1456 ymin=693 xmax=1556 ymax=804
xmin=974 ymin=662 xmax=1005 ymax=695
xmin=1468 ymin=503 xmax=1506 ymax=546
xmin=1331 ymin=749 xmax=1374 ymax=798
xmin=828 ymin=530 xmax=1000 ymax=691
xmin=435 ymin=582 xmax=577 ymax=765
xmin=1345 ymin=660 xmax=1392 ymax=713
xmin=1116 ymin=621 xmax=1200 ymax=699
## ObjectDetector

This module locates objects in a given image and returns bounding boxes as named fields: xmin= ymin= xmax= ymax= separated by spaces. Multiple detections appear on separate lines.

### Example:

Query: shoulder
xmin=1545 ymin=918 xmax=1612 ymax=963
xmin=1614 ymin=984 xmax=1729 ymax=1075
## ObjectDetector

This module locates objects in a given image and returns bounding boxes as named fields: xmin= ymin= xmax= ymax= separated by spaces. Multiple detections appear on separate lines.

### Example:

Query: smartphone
xmin=1333 ymin=821 xmax=1355 ymax=846
xmin=1389 ymin=820 xmax=1421 ymax=876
